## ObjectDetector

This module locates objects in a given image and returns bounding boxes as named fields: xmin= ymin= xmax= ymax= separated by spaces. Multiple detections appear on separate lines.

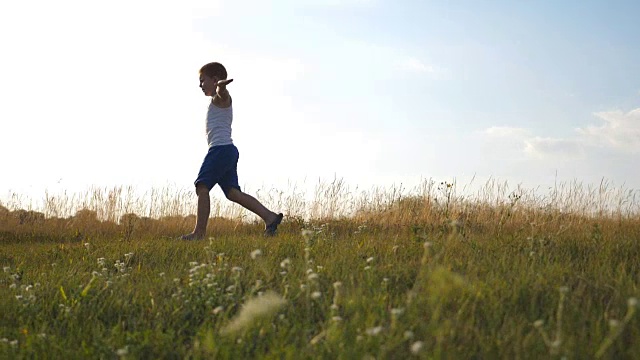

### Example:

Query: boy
xmin=180 ymin=62 xmax=283 ymax=240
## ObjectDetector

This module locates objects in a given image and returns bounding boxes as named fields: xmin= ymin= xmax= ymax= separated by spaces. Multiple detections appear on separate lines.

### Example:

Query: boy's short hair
xmin=200 ymin=62 xmax=227 ymax=79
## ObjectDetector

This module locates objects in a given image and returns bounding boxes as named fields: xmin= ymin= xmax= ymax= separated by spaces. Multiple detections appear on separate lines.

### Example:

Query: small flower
xmin=366 ymin=257 xmax=374 ymax=263
xmin=9 ymin=340 xmax=18 ymax=347
xmin=391 ymin=308 xmax=405 ymax=317
xmin=9 ymin=284 xmax=16 ymax=289
xmin=364 ymin=266 xmax=371 ymax=271
xmin=116 ymin=347 xmax=128 ymax=356
xmin=280 ymin=258 xmax=291 ymax=268
xmin=410 ymin=341 xmax=424 ymax=355
xmin=159 ymin=272 xmax=165 ymax=277
xmin=3 ymin=266 xmax=10 ymax=273
xmin=366 ymin=326 xmax=383 ymax=336
xmin=250 ymin=249 xmax=263 ymax=260
xmin=213 ymin=306 xmax=224 ymax=315
xmin=189 ymin=261 xmax=199 ymax=267
xmin=404 ymin=330 xmax=415 ymax=339
xmin=332 ymin=316 xmax=343 ymax=322
xmin=308 ymin=273 xmax=319 ymax=281
xmin=609 ymin=319 xmax=620 ymax=328
xmin=311 ymin=291 xmax=322 ymax=299
xmin=84 ymin=243 xmax=90 ymax=249
xmin=423 ymin=241 xmax=432 ymax=248
xmin=533 ymin=320 xmax=544 ymax=328
xmin=226 ymin=285 xmax=236 ymax=292
xmin=628 ymin=297 xmax=638 ymax=308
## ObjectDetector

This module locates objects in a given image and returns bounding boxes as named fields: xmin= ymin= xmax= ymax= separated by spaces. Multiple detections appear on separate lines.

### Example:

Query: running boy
xmin=181 ymin=62 xmax=283 ymax=240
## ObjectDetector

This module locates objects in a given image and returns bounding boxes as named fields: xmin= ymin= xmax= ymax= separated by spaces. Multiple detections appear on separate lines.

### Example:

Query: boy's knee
xmin=225 ymin=187 xmax=241 ymax=201
xmin=195 ymin=184 xmax=210 ymax=196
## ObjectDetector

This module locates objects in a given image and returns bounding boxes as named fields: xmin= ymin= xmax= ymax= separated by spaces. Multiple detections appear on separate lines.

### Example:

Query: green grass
xmin=1 ymin=180 xmax=639 ymax=359
xmin=1 ymin=220 xmax=639 ymax=359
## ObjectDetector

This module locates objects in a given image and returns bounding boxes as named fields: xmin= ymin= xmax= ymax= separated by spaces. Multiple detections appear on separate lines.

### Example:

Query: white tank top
xmin=205 ymin=102 xmax=233 ymax=147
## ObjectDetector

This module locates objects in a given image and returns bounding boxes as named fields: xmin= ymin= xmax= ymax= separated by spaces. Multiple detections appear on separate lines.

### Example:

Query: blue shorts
xmin=194 ymin=144 xmax=240 ymax=195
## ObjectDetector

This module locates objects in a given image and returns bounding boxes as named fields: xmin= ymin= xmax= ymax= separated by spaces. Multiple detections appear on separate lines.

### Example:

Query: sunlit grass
xmin=1 ymin=178 xmax=639 ymax=358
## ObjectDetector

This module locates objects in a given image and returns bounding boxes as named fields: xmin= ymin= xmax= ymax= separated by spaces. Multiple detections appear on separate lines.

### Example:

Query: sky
xmin=1 ymin=0 xmax=639 ymax=207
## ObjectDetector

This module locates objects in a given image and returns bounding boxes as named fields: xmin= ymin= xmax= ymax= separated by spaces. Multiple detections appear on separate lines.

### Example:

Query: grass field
xmin=1 ymin=179 xmax=639 ymax=359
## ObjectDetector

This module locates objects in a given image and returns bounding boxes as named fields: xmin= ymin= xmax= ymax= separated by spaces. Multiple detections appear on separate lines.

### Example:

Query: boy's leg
xmin=181 ymin=184 xmax=211 ymax=240
xmin=225 ymin=188 xmax=282 ymax=231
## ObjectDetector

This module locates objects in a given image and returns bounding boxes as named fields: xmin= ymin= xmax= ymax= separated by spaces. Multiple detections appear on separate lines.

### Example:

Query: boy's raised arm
xmin=215 ymin=79 xmax=233 ymax=102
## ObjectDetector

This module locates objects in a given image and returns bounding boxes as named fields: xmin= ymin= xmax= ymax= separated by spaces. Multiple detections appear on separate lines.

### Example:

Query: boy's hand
xmin=214 ymin=78 xmax=233 ymax=106
xmin=215 ymin=79 xmax=233 ymax=88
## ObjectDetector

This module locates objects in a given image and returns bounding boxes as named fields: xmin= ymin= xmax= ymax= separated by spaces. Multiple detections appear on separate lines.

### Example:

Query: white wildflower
xmin=533 ymin=320 xmax=544 ymax=328
xmin=213 ymin=306 xmax=224 ymax=315
xmin=404 ymin=330 xmax=415 ymax=339
xmin=410 ymin=341 xmax=424 ymax=354
xmin=609 ymin=319 xmax=620 ymax=328
xmin=366 ymin=326 xmax=383 ymax=336
xmin=280 ymin=258 xmax=291 ymax=269
xmin=3 ymin=266 xmax=10 ymax=273
xmin=311 ymin=291 xmax=322 ymax=299
xmin=628 ymin=297 xmax=638 ymax=308
xmin=221 ymin=291 xmax=286 ymax=335
xmin=250 ymin=249 xmax=263 ymax=260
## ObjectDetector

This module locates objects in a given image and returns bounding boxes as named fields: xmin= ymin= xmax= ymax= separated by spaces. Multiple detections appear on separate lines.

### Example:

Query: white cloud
xmin=399 ymin=57 xmax=436 ymax=74
xmin=524 ymin=137 xmax=584 ymax=159
xmin=576 ymin=109 xmax=640 ymax=153
xmin=483 ymin=126 xmax=530 ymax=139
xmin=483 ymin=108 xmax=640 ymax=159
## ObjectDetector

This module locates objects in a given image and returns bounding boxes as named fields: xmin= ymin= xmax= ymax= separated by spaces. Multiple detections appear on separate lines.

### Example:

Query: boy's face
xmin=199 ymin=74 xmax=217 ymax=97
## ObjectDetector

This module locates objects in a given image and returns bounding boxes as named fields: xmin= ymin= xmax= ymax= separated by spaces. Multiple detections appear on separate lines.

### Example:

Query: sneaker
xmin=264 ymin=213 xmax=284 ymax=237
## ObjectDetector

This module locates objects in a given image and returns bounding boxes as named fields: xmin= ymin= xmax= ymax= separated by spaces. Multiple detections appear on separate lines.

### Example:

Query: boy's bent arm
xmin=215 ymin=79 xmax=233 ymax=102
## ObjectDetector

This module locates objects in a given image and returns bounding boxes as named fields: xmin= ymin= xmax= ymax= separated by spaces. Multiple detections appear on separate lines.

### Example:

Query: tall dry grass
xmin=0 ymin=177 xmax=638 ymax=243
